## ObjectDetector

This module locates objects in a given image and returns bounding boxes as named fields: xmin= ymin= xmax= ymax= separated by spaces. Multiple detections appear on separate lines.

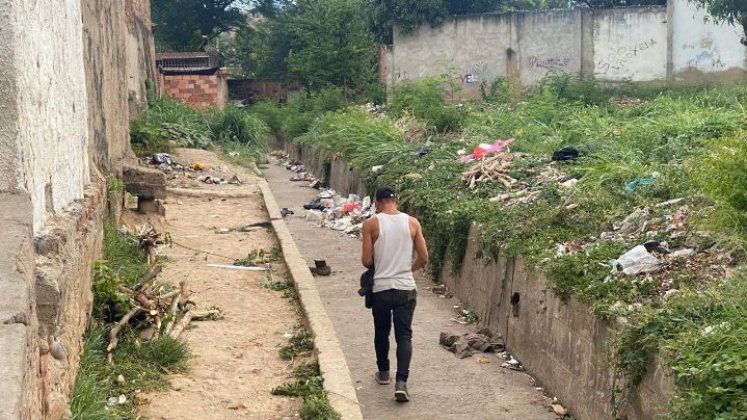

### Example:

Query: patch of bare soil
xmin=137 ymin=149 xmax=302 ymax=419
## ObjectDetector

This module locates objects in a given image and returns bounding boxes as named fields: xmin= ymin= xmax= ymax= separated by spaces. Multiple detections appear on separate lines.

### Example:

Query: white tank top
xmin=373 ymin=213 xmax=416 ymax=293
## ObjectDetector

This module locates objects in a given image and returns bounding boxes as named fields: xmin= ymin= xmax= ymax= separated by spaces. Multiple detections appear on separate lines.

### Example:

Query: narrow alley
xmin=263 ymin=161 xmax=555 ymax=420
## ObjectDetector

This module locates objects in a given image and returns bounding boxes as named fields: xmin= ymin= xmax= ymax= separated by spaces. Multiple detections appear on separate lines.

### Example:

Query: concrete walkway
xmin=263 ymin=163 xmax=556 ymax=420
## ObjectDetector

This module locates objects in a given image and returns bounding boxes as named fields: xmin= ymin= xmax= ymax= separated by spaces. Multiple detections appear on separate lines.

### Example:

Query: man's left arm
xmin=411 ymin=218 xmax=429 ymax=272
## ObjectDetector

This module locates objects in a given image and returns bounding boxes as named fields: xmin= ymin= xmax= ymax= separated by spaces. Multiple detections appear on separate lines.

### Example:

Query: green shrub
xmin=390 ymin=77 xmax=465 ymax=133
xmin=210 ymin=106 xmax=269 ymax=150
xmin=296 ymin=108 xmax=409 ymax=170
xmin=692 ymin=132 xmax=747 ymax=242
xmin=251 ymin=100 xmax=284 ymax=133
xmin=280 ymin=87 xmax=348 ymax=139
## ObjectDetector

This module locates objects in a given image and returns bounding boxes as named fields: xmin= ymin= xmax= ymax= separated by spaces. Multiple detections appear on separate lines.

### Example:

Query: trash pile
xmin=458 ymin=140 xmax=579 ymax=207
xmin=361 ymin=102 xmax=386 ymax=117
xmin=303 ymin=190 xmax=373 ymax=237
xmin=270 ymin=150 xmax=373 ymax=237
xmin=145 ymin=153 xmax=242 ymax=187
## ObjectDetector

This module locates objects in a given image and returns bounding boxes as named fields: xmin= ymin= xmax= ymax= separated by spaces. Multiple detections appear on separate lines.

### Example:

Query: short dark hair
xmin=375 ymin=186 xmax=397 ymax=201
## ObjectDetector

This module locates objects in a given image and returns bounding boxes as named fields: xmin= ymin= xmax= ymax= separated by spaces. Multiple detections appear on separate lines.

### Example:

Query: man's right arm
xmin=361 ymin=219 xmax=374 ymax=269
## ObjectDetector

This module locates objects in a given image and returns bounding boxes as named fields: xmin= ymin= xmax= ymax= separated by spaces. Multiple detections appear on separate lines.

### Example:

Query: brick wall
xmin=161 ymin=70 xmax=228 ymax=108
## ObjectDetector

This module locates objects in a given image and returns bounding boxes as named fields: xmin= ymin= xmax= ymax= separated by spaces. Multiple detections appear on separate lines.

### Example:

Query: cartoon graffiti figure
xmin=687 ymin=33 xmax=725 ymax=70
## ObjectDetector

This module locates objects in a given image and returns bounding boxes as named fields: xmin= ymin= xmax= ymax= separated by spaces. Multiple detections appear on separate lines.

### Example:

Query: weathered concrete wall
xmin=515 ymin=10 xmax=583 ymax=86
xmin=671 ymin=0 xmax=747 ymax=80
xmin=284 ymin=145 xmax=674 ymax=420
xmin=0 ymin=194 xmax=40 ymax=420
xmin=389 ymin=0 xmax=746 ymax=97
xmin=14 ymin=0 xmax=91 ymax=234
xmin=83 ymin=0 xmax=133 ymax=176
xmin=126 ymin=0 xmax=158 ymax=115
xmin=439 ymin=225 xmax=674 ymax=420
xmin=592 ymin=8 xmax=668 ymax=81
xmin=0 ymin=0 xmax=155 ymax=418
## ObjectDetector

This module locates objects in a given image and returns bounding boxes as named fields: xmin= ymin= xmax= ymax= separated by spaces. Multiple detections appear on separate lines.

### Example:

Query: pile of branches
xmin=462 ymin=153 xmax=519 ymax=189
xmin=106 ymin=263 xmax=220 ymax=363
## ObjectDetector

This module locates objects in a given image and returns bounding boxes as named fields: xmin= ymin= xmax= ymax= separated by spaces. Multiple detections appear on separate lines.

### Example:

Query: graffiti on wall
xmin=460 ymin=61 xmax=490 ymax=85
xmin=682 ymin=32 xmax=725 ymax=70
xmin=527 ymin=56 xmax=571 ymax=70
xmin=596 ymin=38 xmax=658 ymax=76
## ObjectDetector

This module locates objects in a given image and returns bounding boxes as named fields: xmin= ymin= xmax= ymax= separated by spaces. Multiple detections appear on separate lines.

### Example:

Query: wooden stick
xmin=107 ymin=307 xmax=143 ymax=355
xmin=169 ymin=310 xmax=221 ymax=339
xmin=163 ymin=283 xmax=185 ymax=336
xmin=133 ymin=264 xmax=162 ymax=291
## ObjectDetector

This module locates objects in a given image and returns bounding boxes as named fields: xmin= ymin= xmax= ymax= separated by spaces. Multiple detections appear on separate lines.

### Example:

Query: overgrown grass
xmin=130 ymin=98 xmax=270 ymax=162
xmin=72 ymin=224 xmax=190 ymax=419
xmin=272 ymin=361 xmax=340 ymax=420
xmin=267 ymin=74 xmax=747 ymax=418
xmin=279 ymin=330 xmax=315 ymax=361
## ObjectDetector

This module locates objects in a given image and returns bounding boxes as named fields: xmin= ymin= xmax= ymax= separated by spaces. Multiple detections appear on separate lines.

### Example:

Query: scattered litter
xmin=551 ymin=146 xmax=579 ymax=161
xmin=459 ymin=138 xmax=514 ymax=163
xmin=189 ymin=161 xmax=210 ymax=171
xmin=151 ymin=153 xmax=173 ymax=165
xmin=624 ymin=175 xmax=657 ymax=193
xmin=228 ymin=175 xmax=242 ymax=185
xmin=281 ymin=208 xmax=295 ymax=217
xmin=656 ymin=197 xmax=685 ymax=207
xmin=439 ymin=329 xmax=505 ymax=359
xmin=671 ymin=248 xmax=695 ymax=259
xmin=501 ymin=356 xmax=523 ymax=370
xmin=615 ymin=245 xmax=661 ymax=275
xmin=207 ymin=264 xmax=269 ymax=272
xmin=197 ymin=175 xmax=225 ymax=184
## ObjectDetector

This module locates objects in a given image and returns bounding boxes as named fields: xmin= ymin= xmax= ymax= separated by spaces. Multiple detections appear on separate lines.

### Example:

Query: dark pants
xmin=372 ymin=288 xmax=417 ymax=382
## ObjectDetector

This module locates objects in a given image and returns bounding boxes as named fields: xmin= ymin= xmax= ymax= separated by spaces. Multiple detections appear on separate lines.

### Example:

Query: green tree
xmin=285 ymin=0 xmax=377 ymax=92
xmin=689 ymin=0 xmax=747 ymax=45
xmin=152 ymin=0 xmax=248 ymax=49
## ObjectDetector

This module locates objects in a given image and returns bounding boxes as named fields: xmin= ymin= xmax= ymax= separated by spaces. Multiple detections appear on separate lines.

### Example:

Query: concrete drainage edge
xmin=258 ymin=179 xmax=364 ymax=420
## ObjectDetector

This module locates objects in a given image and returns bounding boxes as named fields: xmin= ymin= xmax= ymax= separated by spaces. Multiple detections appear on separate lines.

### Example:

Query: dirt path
xmin=136 ymin=149 xmax=302 ymax=420
xmin=263 ymin=162 xmax=557 ymax=420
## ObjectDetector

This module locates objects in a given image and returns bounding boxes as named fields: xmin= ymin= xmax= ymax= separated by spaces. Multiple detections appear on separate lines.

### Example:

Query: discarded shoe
xmin=281 ymin=208 xmax=294 ymax=217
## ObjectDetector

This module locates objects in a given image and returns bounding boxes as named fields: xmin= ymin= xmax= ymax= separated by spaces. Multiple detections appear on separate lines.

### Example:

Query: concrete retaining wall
xmin=440 ymin=225 xmax=673 ymax=420
xmin=283 ymin=141 xmax=674 ymax=419
xmin=386 ymin=0 xmax=746 ymax=99
xmin=0 ymin=1 xmax=155 ymax=417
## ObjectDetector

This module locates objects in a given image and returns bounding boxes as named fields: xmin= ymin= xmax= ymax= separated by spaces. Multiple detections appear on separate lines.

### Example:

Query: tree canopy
xmin=152 ymin=0 xmax=248 ymax=49
xmin=690 ymin=0 xmax=747 ymax=45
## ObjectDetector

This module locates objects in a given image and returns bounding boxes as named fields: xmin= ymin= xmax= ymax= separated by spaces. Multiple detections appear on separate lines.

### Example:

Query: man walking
xmin=361 ymin=187 xmax=429 ymax=402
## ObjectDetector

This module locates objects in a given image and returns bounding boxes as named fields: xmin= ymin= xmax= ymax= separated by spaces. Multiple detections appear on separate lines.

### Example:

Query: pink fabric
xmin=460 ymin=138 xmax=514 ymax=162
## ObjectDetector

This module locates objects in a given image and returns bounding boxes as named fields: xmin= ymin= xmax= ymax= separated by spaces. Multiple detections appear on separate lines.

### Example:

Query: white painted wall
xmin=672 ymin=0 xmax=746 ymax=76
xmin=392 ymin=14 xmax=512 ymax=97
xmin=515 ymin=10 xmax=584 ymax=85
xmin=592 ymin=8 xmax=668 ymax=81
xmin=390 ymin=0 xmax=745 ymax=92
xmin=12 ymin=0 xmax=90 ymax=232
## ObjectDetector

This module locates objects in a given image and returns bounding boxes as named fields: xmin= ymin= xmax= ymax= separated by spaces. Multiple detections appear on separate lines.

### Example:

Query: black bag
xmin=358 ymin=266 xmax=375 ymax=309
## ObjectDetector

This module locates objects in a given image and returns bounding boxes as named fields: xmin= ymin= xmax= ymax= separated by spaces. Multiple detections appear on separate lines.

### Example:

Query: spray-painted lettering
xmin=527 ymin=56 xmax=571 ymax=70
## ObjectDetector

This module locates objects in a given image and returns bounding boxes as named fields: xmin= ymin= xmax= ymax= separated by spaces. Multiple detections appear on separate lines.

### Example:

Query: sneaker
xmin=394 ymin=380 xmax=409 ymax=402
xmin=374 ymin=371 xmax=390 ymax=385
